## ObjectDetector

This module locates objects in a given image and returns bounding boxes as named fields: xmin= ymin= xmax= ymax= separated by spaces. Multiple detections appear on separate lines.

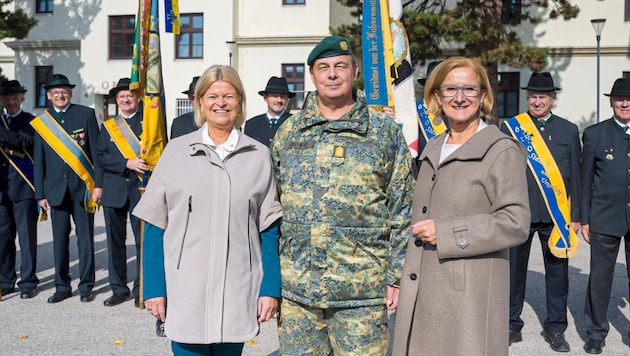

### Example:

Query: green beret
xmin=307 ymin=36 xmax=353 ymax=66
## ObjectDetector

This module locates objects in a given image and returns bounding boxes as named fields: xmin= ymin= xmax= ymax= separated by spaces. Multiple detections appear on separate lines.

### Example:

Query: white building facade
xmin=2 ymin=0 xmax=629 ymax=131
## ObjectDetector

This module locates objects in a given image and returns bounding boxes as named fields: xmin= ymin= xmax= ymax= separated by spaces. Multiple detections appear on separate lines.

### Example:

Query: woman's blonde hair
xmin=423 ymin=57 xmax=493 ymax=120
xmin=193 ymin=65 xmax=246 ymax=128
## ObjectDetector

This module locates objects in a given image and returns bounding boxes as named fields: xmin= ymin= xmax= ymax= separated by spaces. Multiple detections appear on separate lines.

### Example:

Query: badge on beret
xmin=339 ymin=41 xmax=348 ymax=51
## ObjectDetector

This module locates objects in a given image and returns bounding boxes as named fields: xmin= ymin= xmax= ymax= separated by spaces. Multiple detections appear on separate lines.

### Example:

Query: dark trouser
xmin=103 ymin=201 xmax=141 ymax=296
xmin=50 ymin=191 xmax=95 ymax=294
xmin=510 ymin=222 xmax=569 ymax=332
xmin=171 ymin=341 xmax=244 ymax=356
xmin=0 ymin=196 xmax=38 ymax=290
xmin=584 ymin=230 xmax=630 ymax=340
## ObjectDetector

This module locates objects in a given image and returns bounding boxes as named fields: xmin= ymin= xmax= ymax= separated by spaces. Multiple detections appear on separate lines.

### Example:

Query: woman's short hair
xmin=423 ymin=57 xmax=494 ymax=120
xmin=193 ymin=65 xmax=246 ymax=128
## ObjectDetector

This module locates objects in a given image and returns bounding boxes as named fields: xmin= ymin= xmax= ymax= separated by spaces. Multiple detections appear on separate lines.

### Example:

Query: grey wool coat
xmin=133 ymin=128 xmax=282 ymax=344
xmin=392 ymin=124 xmax=530 ymax=356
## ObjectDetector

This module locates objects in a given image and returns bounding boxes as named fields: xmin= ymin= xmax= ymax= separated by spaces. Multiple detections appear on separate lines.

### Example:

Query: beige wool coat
xmin=392 ymin=125 xmax=530 ymax=356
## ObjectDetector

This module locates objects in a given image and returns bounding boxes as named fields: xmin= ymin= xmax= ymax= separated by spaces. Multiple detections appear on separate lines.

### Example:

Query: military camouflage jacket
xmin=271 ymin=89 xmax=414 ymax=308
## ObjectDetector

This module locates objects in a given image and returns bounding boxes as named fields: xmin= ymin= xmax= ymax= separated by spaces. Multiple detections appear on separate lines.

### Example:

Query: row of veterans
xmin=1 ymin=33 xmax=629 ymax=356
xmin=0 ymin=69 xmax=297 ymax=308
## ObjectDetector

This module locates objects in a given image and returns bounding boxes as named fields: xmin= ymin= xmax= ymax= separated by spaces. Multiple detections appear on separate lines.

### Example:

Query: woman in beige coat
xmin=133 ymin=65 xmax=282 ymax=356
xmin=392 ymin=57 xmax=530 ymax=355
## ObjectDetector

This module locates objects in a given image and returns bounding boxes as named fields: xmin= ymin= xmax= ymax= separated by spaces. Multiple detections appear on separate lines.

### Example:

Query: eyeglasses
xmin=50 ymin=90 xmax=70 ymax=97
xmin=438 ymin=85 xmax=482 ymax=98
xmin=205 ymin=94 xmax=239 ymax=103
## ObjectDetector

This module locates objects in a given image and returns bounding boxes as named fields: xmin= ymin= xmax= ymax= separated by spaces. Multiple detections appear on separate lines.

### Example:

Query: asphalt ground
xmin=0 ymin=210 xmax=628 ymax=355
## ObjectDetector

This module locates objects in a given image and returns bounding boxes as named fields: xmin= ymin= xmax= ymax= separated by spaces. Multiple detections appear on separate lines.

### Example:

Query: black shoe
xmin=103 ymin=293 xmax=132 ymax=307
xmin=1 ymin=287 xmax=16 ymax=295
xmin=47 ymin=290 xmax=72 ymax=303
xmin=20 ymin=288 xmax=36 ymax=299
xmin=134 ymin=295 xmax=140 ymax=308
xmin=583 ymin=339 xmax=605 ymax=354
xmin=80 ymin=291 xmax=95 ymax=303
xmin=543 ymin=331 xmax=570 ymax=352
xmin=509 ymin=330 xmax=522 ymax=346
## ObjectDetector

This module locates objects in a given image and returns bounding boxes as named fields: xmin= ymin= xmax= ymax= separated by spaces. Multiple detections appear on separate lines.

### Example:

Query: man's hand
xmin=126 ymin=158 xmax=149 ymax=173
xmin=39 ymin=199 xmax=50 ymax=212
xmin=145 ymin=297 xmax=167 ymax=322
xmin=581 ymin=224 xmax=591 ymax=244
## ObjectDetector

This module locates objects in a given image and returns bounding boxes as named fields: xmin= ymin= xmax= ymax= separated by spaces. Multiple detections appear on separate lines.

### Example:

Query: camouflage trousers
xmin=277 ymin=298 xmax=389 ymax=356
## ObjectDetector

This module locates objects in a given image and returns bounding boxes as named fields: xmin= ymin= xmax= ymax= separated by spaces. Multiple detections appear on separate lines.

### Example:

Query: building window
xmin=284 ymin=0 xmax=305 ymax=4
xmin=282 ymin=63 xmax=305 ymax=110
xmin=626 ymin=0 xmax=630 ymax=21
xmin=36 ymin=0 xmax=53 ymax=13
xmin=497 ymin=72 xmax=520 ymax=119
xmin=176 ymin=98 xmax=193 ymax=117
xmin=109 ymin=15 xmax=135 ymax=59
xmin=35 ymin=66 xmax=53 ymax=108
xmin=176 ymin=13 xmax=203 ymax=59
xmin=623 ymin=71 xmax=630 ymax=79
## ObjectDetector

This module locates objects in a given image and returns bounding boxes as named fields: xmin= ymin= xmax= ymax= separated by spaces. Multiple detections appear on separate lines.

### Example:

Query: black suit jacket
xmin=244 ymin=111 xmax=291 ymax=147
xmin=581 ymin=118 xmax=630 ymax=236
xmin=0 ymin=110 xmax=36 ymax=202
xmin=33 ymin=104 xmax=100 ymax=206
xmin=501 ymin=113 xmax=581 ymax=223
xmin=95 ymin=112 xmax=143 ymax=208
xmin=170 ymin=112 xmax=198 ymax=139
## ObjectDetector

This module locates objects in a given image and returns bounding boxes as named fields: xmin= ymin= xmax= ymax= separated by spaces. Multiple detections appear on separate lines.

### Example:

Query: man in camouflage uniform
xmin=270 ymin=35 xmax=414 ymax=355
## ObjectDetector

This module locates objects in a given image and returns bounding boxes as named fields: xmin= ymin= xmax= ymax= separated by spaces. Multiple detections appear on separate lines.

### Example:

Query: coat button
xmin=422 ymin=206 xmax=427 ymax=213
xmin=414 ymin=239 xmax=422 ymax=247
xmin=432 ymin=174 xmax=436 ymax=181
xmin=410 ymin=273 xmax=417 ymax=281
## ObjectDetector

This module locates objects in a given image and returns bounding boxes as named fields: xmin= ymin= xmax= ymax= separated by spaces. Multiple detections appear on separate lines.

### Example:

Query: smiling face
xmin=46 ymin=86 xmax=73 ymax=110
xmin=264 ymin=92 xmax=288 ymax=117
xmin=435 ymin=67 xmax=486 ymax=125
xmin=526 ymin=90 xmax=556 ymax=119
xmin=115 ymin=89 xmax=139 ymax=117
xmin=611 ymin=95 xmax=630 ymax=124
xmin=310 ymin=54 xmax=358 ymax=106
xmin=200 ymin=80 xmax=241 ymax=131
xmin=0 ymin=93 xmax=24 ymax=115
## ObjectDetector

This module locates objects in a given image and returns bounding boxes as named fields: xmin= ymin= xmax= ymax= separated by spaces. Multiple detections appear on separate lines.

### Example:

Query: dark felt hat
xmin=417 ymin=61 xmax=442 ymax=86
xmin=182 ymin=76 xmax=200 ymax=95
xmin=43 ymin=74 xmax=76 ymax=90
xmin=307 ymin=35 xmax=353 ymax=66
xmin=521 ymin=72 xmax=561 ymax=91
xmin=258 ymin=76 xmax=296 ymax=98
xmin=604 ymin=78 xmax=630 ymax=96
xmin=0 ymin=80 xmax=27 ymax=95
xmin=108 ymin=77 xmax=131 ymax=97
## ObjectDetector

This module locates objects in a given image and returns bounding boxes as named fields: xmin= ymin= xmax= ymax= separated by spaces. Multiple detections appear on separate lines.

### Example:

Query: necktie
xmin=5 ymin=115 xmax=11 ymax=126
xmin=270 ymin=118 xmax=278 ymax=125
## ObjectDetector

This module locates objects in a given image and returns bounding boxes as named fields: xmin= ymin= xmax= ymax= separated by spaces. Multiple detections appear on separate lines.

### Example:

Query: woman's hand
xmin=257 ymin=296 xmax=278 ymax=323
xmin=145 ymin=297 xmax=167 ymax=322
xmin=412 ymin=219 xmax=437 ymax=245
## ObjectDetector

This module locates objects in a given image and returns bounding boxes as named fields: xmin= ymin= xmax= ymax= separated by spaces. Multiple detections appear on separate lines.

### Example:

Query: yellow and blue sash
xmin=103 ymin=115 xmax=142 ymax=182
xmin=30 ymin=111 xmax=97 ymax=213
xmin=504 ymin=113 xmax=579 ymax=258
xmin=0 ymin=115 xmax=34 ymax=191
xmin=416 ymin=98 xmax=447 ymax=141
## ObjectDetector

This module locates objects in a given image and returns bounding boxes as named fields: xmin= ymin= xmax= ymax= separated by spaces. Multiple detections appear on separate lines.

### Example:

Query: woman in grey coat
xmin=392 ymin=57 xmax=530 ymax=355
xmin=133 ymin=65 xmax=282 ymax=356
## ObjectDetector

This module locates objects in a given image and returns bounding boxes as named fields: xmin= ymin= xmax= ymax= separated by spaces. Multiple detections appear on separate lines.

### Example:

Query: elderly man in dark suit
xmin=503 ymin=72 xmax=581 ymax=352
xmin=95 ymin=78 xmax=147 ymax=307
xmin=170 ymin=76 xmax=200 ymax=139
xmin=244 ymin=76 xmax=295 ymax=147
xmin=581 ymin=78 xmax=630 ymax=354
xmin=0 ymin=80 xmax=39 ymax=299
xmin=33 ymin=74 xmax=100 ymax=304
